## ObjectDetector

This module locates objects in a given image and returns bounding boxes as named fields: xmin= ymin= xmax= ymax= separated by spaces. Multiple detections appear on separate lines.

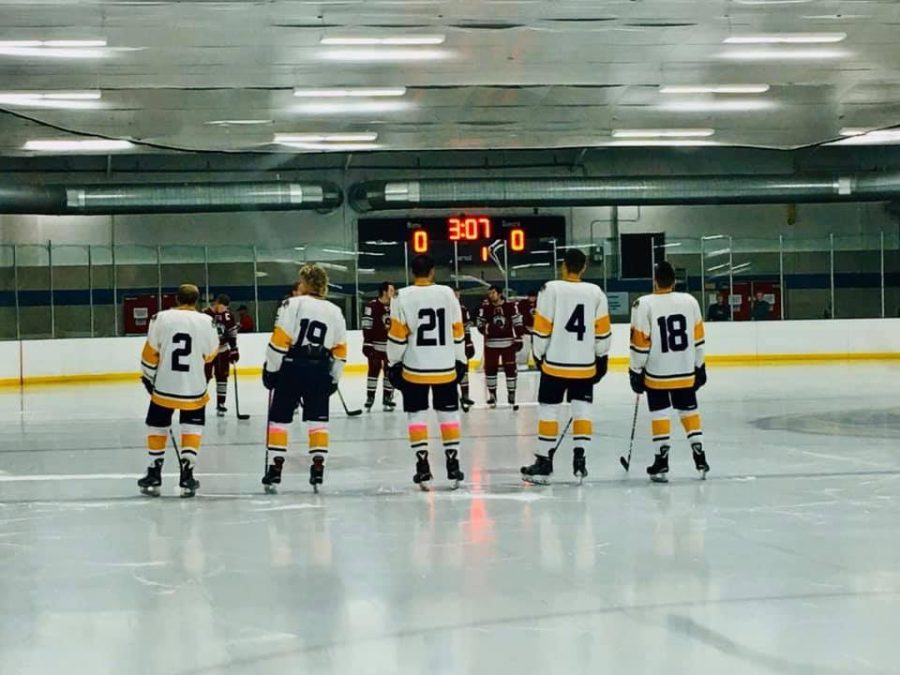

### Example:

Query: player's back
xmin=631 ymin=291 xmax=704 ymax=389
xmin=537 ymin=279 xmax=610 ymax=378
xmin=277 ymin=295 xmax=347 ymax=353
xmin=390 ymin=283 xmax=462 ymax=384
xmin=144 ymin=307 xmax=219 ymax=409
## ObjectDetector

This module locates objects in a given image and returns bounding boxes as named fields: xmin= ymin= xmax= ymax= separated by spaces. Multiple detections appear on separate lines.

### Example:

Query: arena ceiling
xmin=1 ymin=0 xmax=900 ymax=156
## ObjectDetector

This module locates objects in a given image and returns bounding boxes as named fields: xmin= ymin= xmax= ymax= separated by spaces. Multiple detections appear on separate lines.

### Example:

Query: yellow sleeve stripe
xmin=141 ymin=342 xmax=160 ymax=366
xmin=388 ymin=320 xmax=410 ymax=340
xmin=332 ymin=342 xmax=348 ymax=360
xmin=452 ymin=321 xmax=464 ymax=340
xmin=270 ymin=326 xmax=293 ymax=350
xmin=204 ymin=351 xmax=218 ymax=364
xmin=533 ymin=313 xmax=553 ymax=336
xmin=630 ymin=328 xmax=651 ymax=349
xmin=594 ymin=315 xmax=611 ymax=335
xmin=694 ymin=321 xmax=705 ymax=341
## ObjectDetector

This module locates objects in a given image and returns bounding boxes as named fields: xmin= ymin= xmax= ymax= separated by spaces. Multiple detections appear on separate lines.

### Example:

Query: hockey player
xmin=476 ymin=285 xmax=524 ymax=409
xmin=261 ymin=264 xmax=348 ymax=492
xmin=522 ymin=249 xmax=611 ymax=484
xmin=516 ymin=289 xmax=538 ymax=368
xmin=629 ymin=261 xmax=709 ymax=482
xmin=361 ymin=281 xmax=396 ymax=411
xmin=455 ymin=289 xmax=476 ymax=412
xmin=387 ymin=254 xmax=467 ymax=489
xmin=138 ymin=283 xmax=220 ymax=497
xmin=203 ymin=294 xmax=239 ymax=416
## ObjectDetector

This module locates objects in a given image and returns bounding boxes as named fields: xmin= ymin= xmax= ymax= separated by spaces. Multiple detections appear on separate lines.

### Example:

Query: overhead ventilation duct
xmin=349 ymin=173 xmax=900 ymax=212
xmin=0 ymin=181 xmax=342 ymax=214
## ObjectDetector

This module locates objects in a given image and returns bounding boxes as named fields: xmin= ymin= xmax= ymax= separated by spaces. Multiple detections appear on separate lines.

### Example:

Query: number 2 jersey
xmin=387 ymin=281 xmax=466 ymax=385
xmin=532 ymin=278 xmax=612 ymax=379
xmin=629 ymin=291 xmax=705 ymax=390
xmin=140 ymin=307 xmax=220 ymax=410
xmin=266 ymin=295 xmax=348 ymax=382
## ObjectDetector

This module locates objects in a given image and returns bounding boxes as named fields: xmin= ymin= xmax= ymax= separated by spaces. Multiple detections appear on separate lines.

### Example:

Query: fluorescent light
xmin=24 ymin=139 xmax=133 ymax=152
xmin=206 ymin=119 xmax=272 ymax=126
xmin=660 ymin=84 xmax=770 ymax=94
xmin=320 ymin=35 xmax=445 ymax=46
xmin=701 ymin=235 xmax=726 ymax=241
xmin=0 ymin=90 xmax=103 ymax=109
xmin=840 ymin=127 xmax=874 ymax=136
xmin=274 ymin=132 xmax=378 ymax=143
xmin=0 ymin=39 xmax=107 ymax=48
xmin=319 ymin=48 xmax=450 ymax=62
xmin=831 ymin=129 xmax=900 ymax=145
xmin=291 ymin=100 xmax=412 ymax=115
xmin=719 ymin=48 xmax=849 ymax=60
xmin=604 ymin=140 xmax=718 ymax=147
xmin=659 ymin=99 xmax=775 ymax=112
xmin=613 ymin=128 xmax=715 ymax=138
xmin=723 ymin=33 xmax=845 ymax=44
xmin=279 ymin=142 xmax=382 ymax=152
xmin=364 ymin=240 xmax=399 ymax=246
xmin=0 ymin=40 xmax=108 ymax=59
xmin=293 ymin=87 xmax=407 ymax=98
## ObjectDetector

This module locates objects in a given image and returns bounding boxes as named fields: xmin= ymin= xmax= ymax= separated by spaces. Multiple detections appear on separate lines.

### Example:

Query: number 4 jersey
xmin=387 ymin=281 xmax=466 ymax=384
xmin=629 ymin=291 xmax=705 ymax=390
xmin=532 ymin=278 xmax=612 ymax=379
xmin=140 ymin=308 xmax=220 ymax=410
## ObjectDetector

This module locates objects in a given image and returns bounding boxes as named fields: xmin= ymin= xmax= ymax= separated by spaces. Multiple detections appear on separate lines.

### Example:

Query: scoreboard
xmin=356 ymin=214 xmax=566 ymax=265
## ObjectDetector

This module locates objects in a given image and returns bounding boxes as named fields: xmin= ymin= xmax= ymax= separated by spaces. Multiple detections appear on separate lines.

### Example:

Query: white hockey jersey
xmin=266 ymin=295 xmax=348 ymax=382
xmin=140 ymin=307 xmax=220 ymax=410
xmin=629 ymin=290 xmax=705 ymax=390
xmin=532 ymin=276 xmax=612 ymax=379
xmin=387 ymin=281 xmax=466 ymax=385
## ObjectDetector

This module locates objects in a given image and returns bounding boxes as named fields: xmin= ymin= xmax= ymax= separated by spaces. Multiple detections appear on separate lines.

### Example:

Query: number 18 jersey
xmin=387 ymin=281 xmax=466 ymax=385
xmin=629 ymin=291 xmax=705 ymax=390
xmin=532 ymin=278 xmax=612 ymax=379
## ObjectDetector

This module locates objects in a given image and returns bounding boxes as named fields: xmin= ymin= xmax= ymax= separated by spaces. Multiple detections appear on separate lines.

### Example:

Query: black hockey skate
xmin=521 ymin=454 xmax=553 ymax=485
xmin=692 ymin=442 xmax=709 ymax=479
xmin=444 ymin=449 xmax=464 ymax=489
xmin=413 ymin=450 xmax=433 ymax=490
xmin=364 ymin=394 xmax=375 ymax=412
xmin=216 ymin=405 xmax=227 ymax=418
xmin=179 ymin=459 xmax=199 ymax=498
xmin=309 ymin=454 xmax=325 ymax=492
xmin=261 ymin=455 xmax=285 ymax=494
xmin=573 ymin=447 xmax=588 ymax=483
xmin=460 ymin=395 xmax=474 ymax=413
xmin=138 ymin=459 xmax=163 ymax=496
xmin=486 ymin=392 xmax=497 ymax=409
xmin=647 ymin=447 xmax=670 ymax=483
xmin=508 ymin=394 xmax=519 ymax=412
xmin=382 ymin=395 xmax=396 ymax=412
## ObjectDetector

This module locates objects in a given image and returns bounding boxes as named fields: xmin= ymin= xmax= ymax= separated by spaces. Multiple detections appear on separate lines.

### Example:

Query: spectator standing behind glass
xmin=236 ymin=305 xmax=255 ymax=333
xmin=706 ymin=294 xmax=730 ymax=322
xmin=751 ymin=291 xmax=771 ymax=321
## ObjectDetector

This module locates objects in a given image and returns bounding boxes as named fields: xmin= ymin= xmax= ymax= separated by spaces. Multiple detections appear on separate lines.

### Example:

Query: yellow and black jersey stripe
xmin=532 ymin=312 xmax=553 ymax=339
xmin=541 ymin=358 xmax=596 ymax=380
xmin=645 ymin=370 xmax=696 ymax=390
xmin=401 ymin=364 xmax=457 ymax=385
xmin=630 ymin=327 xmax=651 ymax=354
xmin=151 ymin=388 xmax=210 ymax=411
xmin=268 ymin=325 xmax=293 ymax=355
xmin=595 ymin=314 xmax=612 ymax=340
xmin=452 ymin=321 xmax=464 ymax=343
xmin=332 ymin=342 xmax=348 ymax=360
xmin=388 ymin=319 xmax=410 ymax=346
xmin=140 ymin=342 xmax=160 ymax=371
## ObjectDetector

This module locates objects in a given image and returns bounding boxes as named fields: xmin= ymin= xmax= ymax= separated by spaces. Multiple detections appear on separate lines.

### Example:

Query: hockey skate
xmin=573 ymin=447 xmax=588 ymax=483
xmin=521 ymin=454 xmax=553 ymax=485
xmin=382 ymin=395 xmax=396 ymax=412
xmin=216 ymin=405 xmax=227 ymax=417
xmin=364 ymin=394 xmax=375 ymax=412
xmin=647 ymin=447 xmax=670 ymax=483
xmin=486 ymin=392 xmax=497 ymax=409
xmin=309 ymin=454 xmax=325 ymax=493
xmin=444 ymin=449 xmax=464 ymax=490
xmin=692 ymin=442 xmax=710 ymax=479
xmin=413 ymin=450 xmax=433 ymax=490
xmin=460 ymin=394 xmax=474 ymax=413
xmin=261 ymin=455 xmax=285 ymax=494
xmin=508 ymin=394 xmax=519 ymax=412
xmin=138 ymin=459 xmax=163 ymax=496
xmin=179 ymin=459 xmax=199 ymax=498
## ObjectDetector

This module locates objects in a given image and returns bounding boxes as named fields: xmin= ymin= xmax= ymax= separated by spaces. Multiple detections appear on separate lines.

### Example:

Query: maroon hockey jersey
xmin=203 ymin=307 xmax=238 ymax=354
xmin=517 ymin=297 xmax=536 ymax=332
xmin=476 ymin=298 xmax=523 ymax=349
xmin=362 ymin=298 xmax=391 ymax=353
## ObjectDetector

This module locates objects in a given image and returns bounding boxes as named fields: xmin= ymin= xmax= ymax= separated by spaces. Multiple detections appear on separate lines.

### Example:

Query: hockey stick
xmin=232 ymin=364 xmax=250 ymax=420
xmin=620 ymin=394 xmax=641 ymax=471
xmin=548 ymin=417 xmax=574 ymax=461
xmin=264 ymin=390 xmax=272 ymax=473
xmin=338 ymin=387 xmax=363 ymax=417
xmin=169 ymin=428 xmax=182 ymax=465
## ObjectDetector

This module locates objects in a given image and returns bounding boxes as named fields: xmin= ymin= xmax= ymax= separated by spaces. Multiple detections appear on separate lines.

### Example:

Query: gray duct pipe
xmin=0 ymin=181 xmax=342 ymax=214
xmin=349 ymin=173 xmax=900 ymax=212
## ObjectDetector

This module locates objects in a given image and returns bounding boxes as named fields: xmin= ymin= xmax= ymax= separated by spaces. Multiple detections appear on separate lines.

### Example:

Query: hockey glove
xmin=362 ymin=344 xmax=375 ymax=359
xmin=694 ymin=364 xmax=707 ymax=390
xmin=262 ymin=368 xmax=279 ymax=390
xmin=513 ymin=339 xmax=524 ymax=353
xmin=629 ymin=369 xmax=646 ymax=395
xmin=592 ymin=355 xmax=609 ymax=384
xmin=141 ymin=376 xmax=154 ymax=396
xmin=229 ymin=349 xmax=240 ymax=364
xmin=387 ymin=363 xmax=406 ymax=392
xmin=465 ymin=342 xmax=475 ymax=360
xmin=455 ymin=360 xmax=468 ymax=384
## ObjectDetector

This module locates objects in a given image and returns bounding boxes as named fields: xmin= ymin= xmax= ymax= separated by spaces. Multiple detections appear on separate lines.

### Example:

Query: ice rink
xmin=1 ymin=364 xmax=899 ymax=675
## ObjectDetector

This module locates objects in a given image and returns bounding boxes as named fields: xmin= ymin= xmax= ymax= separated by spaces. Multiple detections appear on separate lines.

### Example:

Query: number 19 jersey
xmin=387 ymin=281 xmax=466 ymax=385
xmin=532 ymin=278 xmax=612 ymax=379
xmin=140 ymin=307 xmax=220 ymax=410
xmin=629 ymin=291 xmax=705 ymax=390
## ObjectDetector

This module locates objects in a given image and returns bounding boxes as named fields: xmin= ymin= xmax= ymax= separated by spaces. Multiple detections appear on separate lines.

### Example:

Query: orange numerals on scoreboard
xmin=448 ymin=216 xmax=492 ymax=241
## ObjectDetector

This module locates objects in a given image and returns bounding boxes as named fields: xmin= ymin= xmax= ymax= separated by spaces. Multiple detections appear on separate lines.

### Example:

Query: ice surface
xmin=1 ymin=365 xmax=899 ymax=674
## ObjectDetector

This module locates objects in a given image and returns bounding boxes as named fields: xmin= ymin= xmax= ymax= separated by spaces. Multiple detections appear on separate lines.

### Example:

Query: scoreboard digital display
xmin=357 ymin=214 xmax=566 ymax=265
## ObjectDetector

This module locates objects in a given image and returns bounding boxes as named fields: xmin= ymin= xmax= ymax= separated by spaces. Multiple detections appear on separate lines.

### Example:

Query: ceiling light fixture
xmin=319 ymin=48 xmax=450 ymax=62
xmin=0 ymin=91 xmax=103 ymax=109
xmin=723 ymin=33 xmax=845 ymax=44
xmin=603 ymin=140 xmax=719 ymax=147
xmin=658 ymin=99 xmax=774 ymax=112
xmin=291 ymin=100 xmax=412 ymax=115
xmin=613 ymin=128 xmax=715 ymax=138
xmin=320 ymin=35 xmax=445 ymax=46
xmin=0 ymin=39 xmax=109 ymax=58
xmin=274 ymin=132 xmax=378 ymax=143
xmin=719 ymin=48 xmax=849 ymax=60
xmin=293 ymin=87 xmax=407 ymax=98
xmin=660 ymin=84 xmax=770 ymax=94
xmin=206 ymin=119 xmax=272 ymax=126
xmin=24 ymin=139 xmax=133 ymax=152
xmin=831 ymin=129 xmax=900 ymax=145
xmin=278 ymin=142 xmax=382 ymax=152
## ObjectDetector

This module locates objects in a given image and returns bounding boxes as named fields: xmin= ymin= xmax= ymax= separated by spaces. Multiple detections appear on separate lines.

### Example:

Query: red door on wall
xmin=729 ymin=281 xmax=782 ymax=321
xmin=123 ymin=293 xmax=177 ymax=334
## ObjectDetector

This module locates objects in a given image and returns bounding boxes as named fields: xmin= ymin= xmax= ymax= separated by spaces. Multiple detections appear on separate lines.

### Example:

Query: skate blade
xmin=180 ymin=488 xmax=197 ymax=498
xmin=698 ymin=469 xmax=708 ymax=480
xmin=263 ymin=484 xmax=278 ymax=495
xmin=521 ymin=475 xmax=550 ymax=486
xmin=312 ymin=484 xmax=320 ymax=494
xmin=575 ymin=474 xmax=586 ymax=484
xmin=416 ymin=480 xmax=433 ymax=492
xmin=139 ymin=486 xmax=161 ymax=497
xmin=650 ymin=474 xmax=669 ymax=484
